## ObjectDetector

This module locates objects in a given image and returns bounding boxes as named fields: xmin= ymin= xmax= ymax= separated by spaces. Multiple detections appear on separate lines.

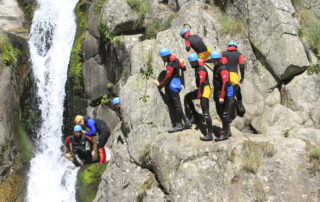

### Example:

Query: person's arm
xmin=219 ymin=70 xmax=229 ymax=99
xmin=238 ymin=54 xmax=245 ymax=81
xmin=65 ymin=136 xmax=71 ymax=153
xmin=179 ymin=60 xmax=186 ymax=71
xmin=185 ymin=40 xmax=191 ymax=52
xmin=86 ymin=136 xmax=94 ymax=151
xmin=197 ymin=70 xmax=207 ymax=99
xmin=158 ymin=66 xmax=174 ymax=87
xmin=85 ymin=119 xmax=96 ymax=136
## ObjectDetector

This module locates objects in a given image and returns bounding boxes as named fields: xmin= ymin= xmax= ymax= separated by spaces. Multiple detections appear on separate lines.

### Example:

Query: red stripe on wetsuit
xmin=219 ymin=70 xmax=229 ymax=99
xmin=197 ymin=70 xmax=207 ymax=99
xmin=221 ymin=46 xmax=245 ymax=65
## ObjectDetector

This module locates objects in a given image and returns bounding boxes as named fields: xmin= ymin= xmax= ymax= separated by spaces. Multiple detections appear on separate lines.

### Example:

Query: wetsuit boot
xmin=98 ymin=147 xmax=107 ymax=164
xmin=200 ymin=133 xmax=213 ymax=141
xmin=182 ymin=115 xmax=192 ymax=130
xmin=168 ymin=123 xmax=184 ymax=133
xmin=74 ymin=154 xmax=85 ymax=167
xmin=215 ymin=131 xmax=229 ymax=141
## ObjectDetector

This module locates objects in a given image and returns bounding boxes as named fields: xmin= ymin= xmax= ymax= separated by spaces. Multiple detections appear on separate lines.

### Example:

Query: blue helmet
xmin=73 ymin=125 xmax=82 ymax=132
xmin=112 ymin=97 xmax=120 ymax=105
xmin=180 ymin=29 xmax=189 ymax=37
xmin=210 ymin=51 xmax=221 ymax=59
xmin=159 ymin=48 xmax=171 ymax=57
xmin=228 ymin=41 xmax=238 ymax=47
xmin=188 ymin=53 xmax=198 ymax=62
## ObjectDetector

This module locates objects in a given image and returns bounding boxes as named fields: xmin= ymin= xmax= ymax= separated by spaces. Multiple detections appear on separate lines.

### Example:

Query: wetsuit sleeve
xmin=65 ymin=136 xmax=71 ymax=152
xmin=185 ymin=40 xmax=191 ymax=52
xmin=219 ymin=70 xmax=229 ymax=98
xmin=221 ymin=56 xmax=228 ymax=65
xmin=86 ymin=136 xmax=93 ymax=151
xmin=197 ymin=70 xmax=207 ymax=99
xmin=239 ymin=55 xmax=245 ymax=79
xmin=179 ymin=60 xmax=186 ymax=71
xmin=159 ymin=66 xmax=174 ymax=87
xmin=85 ymin=119 xmax=96 ymax=136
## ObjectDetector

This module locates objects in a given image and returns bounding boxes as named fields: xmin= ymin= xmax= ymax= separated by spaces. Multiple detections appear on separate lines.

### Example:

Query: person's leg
xmin=216 ymin=99 xmax=231 ymax=141
xmin=169 ymin=89 xmax=191 ymax=129
xmin=165 ymin=87 xmax=179 ymax=126
xmin=200 ymin=97 xmax=213 ymax=141
xmin=73 ymin=150 xmax=85 ymax=167
xmin=97 ymin=132 xmax=110 ymax=164
xmin=184 ymin=89 xmax=199 ymax=123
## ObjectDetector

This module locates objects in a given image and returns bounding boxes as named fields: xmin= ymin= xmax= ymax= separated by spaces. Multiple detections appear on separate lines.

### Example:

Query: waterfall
xmin=26 ymin=0 xmax=79 ymax=201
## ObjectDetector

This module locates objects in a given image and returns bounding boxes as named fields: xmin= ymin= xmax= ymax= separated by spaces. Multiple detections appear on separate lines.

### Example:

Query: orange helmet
xmin=74 ymin=115 xmax=83 ymax=124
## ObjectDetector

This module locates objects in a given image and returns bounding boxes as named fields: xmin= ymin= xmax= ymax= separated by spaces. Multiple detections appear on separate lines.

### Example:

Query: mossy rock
xmin=76 ymin=163 xmax=107 ymax=202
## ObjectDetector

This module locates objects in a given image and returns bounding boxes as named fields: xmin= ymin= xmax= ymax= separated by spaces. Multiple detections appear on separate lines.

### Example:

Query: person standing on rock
xmin=221 ymin=41 xmax=246 ymax=116
xmin=74 ymin=115 xmax=110 ymax=164
xmin=153 ymin=48 xmax=192 ymax=133
xmin=207 ymin=51 xmax=233 ymax=141
xmin=185 ymin=53 xmax=213 ymax=141
xmin=180 ymin=29 xmax=211 ymax=60
xmin=65 ymin=125 xmax=93 ymax=167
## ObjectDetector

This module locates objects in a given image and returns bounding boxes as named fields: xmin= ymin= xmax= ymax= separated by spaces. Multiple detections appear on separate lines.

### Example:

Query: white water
xmin=26 ymin=0 xmax=79 ymax=201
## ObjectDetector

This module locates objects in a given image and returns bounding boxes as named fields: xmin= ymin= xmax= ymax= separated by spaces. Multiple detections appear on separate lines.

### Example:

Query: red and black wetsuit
xmin=159 ymin=55 xmax=189 ymax=126
xmin=184 ymin=32 xmax=207 ymax=54
xmin=213 ymin=62 xmax=233 ymax=136
xmin=184 ymin=60 xmax=213 ymax=135
xmin=221 ymin=46 xmax=245 ymax=102
xmin=65 ymin=134 xmax=93 ymax=165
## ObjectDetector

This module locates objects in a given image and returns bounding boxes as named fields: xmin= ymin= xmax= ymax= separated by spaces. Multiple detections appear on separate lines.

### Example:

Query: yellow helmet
xmin=74 ymin=115 xmax=83 ymax=124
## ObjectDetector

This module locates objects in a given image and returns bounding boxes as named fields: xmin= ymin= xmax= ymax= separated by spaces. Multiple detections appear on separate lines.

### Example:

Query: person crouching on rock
xmin=207 ymin=51 xmax=233 ymax=141
xmin=65 ymin=125 xmax=93 ymax=167
xmin=74 ymin=115 xmax=110 ymax=164
xmin=185 ymin=53 xmax=213 ymax=141
xmin=153 ymin=48 xmax=192 ymax=133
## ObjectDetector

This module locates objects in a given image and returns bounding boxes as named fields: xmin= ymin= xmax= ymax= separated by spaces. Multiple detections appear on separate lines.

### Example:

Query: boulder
xmin=83 ymin=31 xmax=99 ymax=60
xmin=0 ymin=0 xmax=24 ymax=31
xmin=252 ymin=104 xmax=304 ymax=134
xmin=101 ymin=0 xmax=142 ymax=35
xmin=82 ymin=58 xmax=109 ymax=100
xmin=247 ymin=0 xmax=310 ymax=80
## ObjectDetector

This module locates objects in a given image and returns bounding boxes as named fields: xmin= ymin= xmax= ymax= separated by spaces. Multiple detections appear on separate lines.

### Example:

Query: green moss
xmin=305 ymin=142 xmax=320 ymax=175
xmin=94 ymin=0 xmax=106 ymax=13
xmin=98 ymin=22 xmax=123 ymax=48
xmin=0 ymin=34 xmax=21 ymax=66
xmin=17 ymin=0 xmax=36 ymax=27
xmin=76 ymin=163 xmax=107 ymax=202
xmin=140 ymin=51 xmax=153 ymax=79
xmin=219 ymin=14 xmax=246 ymax=36
xmin=283 ymin=129 xmax=290 ymax=138
xmin=68 ymin=0 xmax=88 ymax=93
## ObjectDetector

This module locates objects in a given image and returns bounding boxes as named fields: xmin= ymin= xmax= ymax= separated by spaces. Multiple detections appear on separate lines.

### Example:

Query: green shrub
xmin=307 ymin=64 xmax=320 ymax=75
xmin=219 ymin=14 xmax=245 ymax=36
xmin=98 ymin=22 xmax=122 ymax=48
xmin=0 ymin=35 xmax=21 ymax=66
xmin=292 ymin=0 xmax=320 ymax=64
xmin=126 ymin=0 xmax=150 ymax=17
xmin=241 ymin=141 xmax=276 ymax=173
xmin=94 ymin=0 xmax=106 ymax=13
xmin=140 ymin=52 xmax=153 ymax=79
xmin=143 ymin=14 xmax=176 ymax=39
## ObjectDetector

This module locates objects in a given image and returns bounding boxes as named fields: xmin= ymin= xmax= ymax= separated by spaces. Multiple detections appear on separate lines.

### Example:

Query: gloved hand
xmin=186 ymin=46 xmax=191 ymax=52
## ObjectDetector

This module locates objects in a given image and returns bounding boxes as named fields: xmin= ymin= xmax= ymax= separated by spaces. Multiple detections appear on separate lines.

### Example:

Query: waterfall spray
xmin=26 ymin=0 xmax=79 ymax=201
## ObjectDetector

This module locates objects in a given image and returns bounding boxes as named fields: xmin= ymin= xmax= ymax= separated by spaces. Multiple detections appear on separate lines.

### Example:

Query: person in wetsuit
xmin=180 ymin=29 xmax=211 ymax=60
xmin=74 ymin=115 xmax=110 ymax=164
xmin=65 ymin=125 xmax=93 ymax=167
xmin=184 ymin=53 xmax=213 ymax=141
xmin=221 ymin=41 xmax=246 ymax=116
xmin=153 ymin=48 xmax=191 ymax=133
xmin=208 ymin=51 xmax=234 ymax=141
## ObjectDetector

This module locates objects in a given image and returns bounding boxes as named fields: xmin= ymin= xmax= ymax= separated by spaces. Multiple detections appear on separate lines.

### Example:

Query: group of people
xmin=65 ymin=97 xmax=120 ymax=167
xmin=153 ymin=29 xmax=246 ymax=141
